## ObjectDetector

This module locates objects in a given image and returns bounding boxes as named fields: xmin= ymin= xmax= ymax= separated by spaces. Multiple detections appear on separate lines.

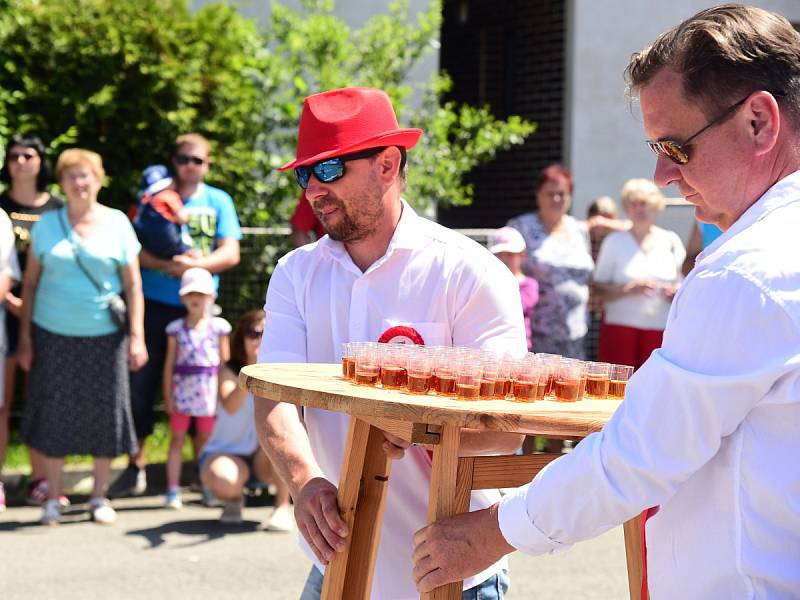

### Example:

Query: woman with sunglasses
xmin=199 ymin=309 xmax=292 ymax=530
xmin=506 ymin=164 xmax=594 ymax=359
xmin=0 ymin=135 xmax=65 ymax=511
xmin=593 ymin=178 xmax=685 ymax=370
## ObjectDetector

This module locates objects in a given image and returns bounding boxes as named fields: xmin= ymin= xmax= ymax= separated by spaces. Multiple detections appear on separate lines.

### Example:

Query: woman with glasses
xmin=507 ymin=164 xmax=594 ymax=359
xmin=0 ymin=134 xmax=64 ymax=511
xmin=593 ymin=178 xmax=685 ymax=370
xmin=199 ymin=309 xmax=292 ymax=530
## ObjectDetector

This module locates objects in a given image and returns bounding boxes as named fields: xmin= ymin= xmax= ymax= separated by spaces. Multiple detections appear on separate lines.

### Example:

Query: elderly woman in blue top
xmin=18 ymin=149 xmax=147 ymax=526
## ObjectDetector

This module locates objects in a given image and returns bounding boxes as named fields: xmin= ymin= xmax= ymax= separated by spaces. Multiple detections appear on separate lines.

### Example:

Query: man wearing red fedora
xmin=255 ymin=87 xmax=527 ymax=599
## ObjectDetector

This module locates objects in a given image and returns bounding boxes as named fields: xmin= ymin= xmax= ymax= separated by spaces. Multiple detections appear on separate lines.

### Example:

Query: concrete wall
xmin=566 ymin=0 xmax=800 ymax=241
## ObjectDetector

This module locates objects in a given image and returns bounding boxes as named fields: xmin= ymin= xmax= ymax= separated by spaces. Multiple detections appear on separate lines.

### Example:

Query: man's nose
xmin=305 ymin=176 xmax=328 ymax=201
xmin=653 ymin=155 xmax=681 ymax=188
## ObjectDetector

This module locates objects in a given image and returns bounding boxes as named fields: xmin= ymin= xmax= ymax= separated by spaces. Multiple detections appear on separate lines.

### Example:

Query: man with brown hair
xmin=112 ymin=133 xmax=241 ymax=497
xmin=412 ymin=5 xmax=800 ymax=597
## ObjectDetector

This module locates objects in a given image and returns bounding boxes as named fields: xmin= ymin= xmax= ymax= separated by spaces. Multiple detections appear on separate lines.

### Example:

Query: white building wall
xmin=567 ymin=0 xmax=800 ymax=240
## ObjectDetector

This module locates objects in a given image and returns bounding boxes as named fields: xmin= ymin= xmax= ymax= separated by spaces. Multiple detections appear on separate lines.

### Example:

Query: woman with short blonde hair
xmin=19 ymin=148 xmax=147 ymax=526
xmin=593 ymin=178 xmax=685 ymax=369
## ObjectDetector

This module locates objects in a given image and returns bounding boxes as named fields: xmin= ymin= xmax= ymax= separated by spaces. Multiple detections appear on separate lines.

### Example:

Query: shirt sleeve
xmin=498 ymin=267 xmax=800 ymax=555
xmin=592 ymin=233 xmax=616 ymax=284
xmin=165 ymin=318 xmax=182 ymax=336
xmin=0 ymin=210 xmax=21 ymax=281
xmin=259 ymin=259 xmax=308 ymax=364
xmin=214 ymin=317 xmax=232 ymax=336
xmin=451 ymin=249 xmax=528 ymax=356
xmin=214 ymin=191 xmax=242 ymax=241
xmin=117 ymin=211 xmax=142 ymax=265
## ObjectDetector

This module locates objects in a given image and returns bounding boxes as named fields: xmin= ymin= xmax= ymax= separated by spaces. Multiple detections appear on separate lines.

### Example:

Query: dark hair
xmin=227 ymin=309 xmax=266 ymax=374
xmin=0 ymin=134 xmax=53 ymax=191
xmin=625 ymin=4 xmax=800 ymax=127
xmin=535 ymin=164 xmax=574 ymax=194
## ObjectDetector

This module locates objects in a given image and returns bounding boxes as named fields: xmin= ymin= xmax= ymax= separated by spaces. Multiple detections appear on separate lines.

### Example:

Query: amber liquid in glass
xmin=577 ymin=375 xmax=587 ymax=401
xmin=479 ymin=379 xmax=495 ymax=399
xmin=456 ymin=383 xmax=480 ymax=400
xmin=355 ymin=367 xmax=380 ymax=386
xmin=513 ymin=381 xmax=537 ymax=402
xmin=608 ymin=380 xmax=627 ymax=399
xmin=535 ymin=380 xmax=547 ymax=401
xmin=436 ymin=375 xmax=456 ymax=396
xmin=380 ymin=366 xmax=407 ymax=389
xmin=493 ymin=378 xmax=511 ymax=399
xmin=554 ymin=379 xmax=581 ymax=402
xmin=585 ymin=375 xmax=610 ymax=399
xmin=407 ymin=373 xmax=431 ymax=394
xmin=342 ymin=357 xmax=356 ymax=379
xmin=544 ymin=373 xmax=556 ymax=399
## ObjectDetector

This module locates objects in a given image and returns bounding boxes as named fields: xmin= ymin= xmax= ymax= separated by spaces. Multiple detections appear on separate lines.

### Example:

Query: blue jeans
xmin=299 ymin=566 xmax=509 ymax=600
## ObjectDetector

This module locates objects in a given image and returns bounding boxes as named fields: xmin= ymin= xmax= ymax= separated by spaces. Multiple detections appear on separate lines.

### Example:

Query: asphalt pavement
xmin=0 ymin=481 xmax=629 ymax=599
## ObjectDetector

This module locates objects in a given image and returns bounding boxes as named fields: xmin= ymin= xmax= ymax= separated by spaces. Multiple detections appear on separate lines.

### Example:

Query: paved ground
xmin=0 ymin=485 xmax=629 ymax=599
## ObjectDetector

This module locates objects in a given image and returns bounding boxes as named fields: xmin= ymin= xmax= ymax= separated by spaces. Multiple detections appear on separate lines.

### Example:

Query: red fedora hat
xmin=279 ymin=87 xmax=423 ymax=171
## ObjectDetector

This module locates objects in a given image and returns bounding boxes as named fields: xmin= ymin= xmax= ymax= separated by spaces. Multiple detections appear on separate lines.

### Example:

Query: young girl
xmin=199 ymin=310 xmax=292 ymax=529
xmin=163 ymin=267 xmax=230 ymax=509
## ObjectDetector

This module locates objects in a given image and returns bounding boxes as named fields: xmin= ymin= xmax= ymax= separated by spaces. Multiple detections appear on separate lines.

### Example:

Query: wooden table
xmin=241 ymin=363 xmax=645 ymax=600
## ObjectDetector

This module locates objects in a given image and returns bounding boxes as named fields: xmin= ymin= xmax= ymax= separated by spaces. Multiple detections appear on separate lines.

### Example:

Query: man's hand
xmin=382 ymin=432 xmax=411 ymax=459
xmin=294 ymin=477 xmax=349 ymax=565
xmin=166 ymin=253 xmax=200 ymax=277
xmin=412 ymin=504 xmax=515 ymax=592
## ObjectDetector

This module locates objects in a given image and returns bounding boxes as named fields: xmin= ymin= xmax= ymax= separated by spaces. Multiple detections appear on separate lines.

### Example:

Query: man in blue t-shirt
xmin=111 ymin=133 xmax=241 ymax=497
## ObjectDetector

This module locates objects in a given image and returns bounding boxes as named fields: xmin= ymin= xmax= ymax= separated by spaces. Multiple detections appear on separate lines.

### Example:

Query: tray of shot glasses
xmin=240 ymin=344 xmax=631 ymax=437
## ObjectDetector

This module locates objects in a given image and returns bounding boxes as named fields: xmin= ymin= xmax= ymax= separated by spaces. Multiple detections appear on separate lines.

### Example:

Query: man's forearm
xmin=195 ymin=241 xmax=240 ymax=273
xmin=254 ymin=396 xmax=325 ymax=496
xmin=458 ymin=430 xmax=524 ymax=457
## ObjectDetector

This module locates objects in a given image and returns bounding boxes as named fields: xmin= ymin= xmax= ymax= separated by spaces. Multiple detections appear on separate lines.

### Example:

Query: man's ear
xmin=747 ymin=91 xmax=781 ymax=157
xmin=377 ymin=146 xmax=402 ymax=185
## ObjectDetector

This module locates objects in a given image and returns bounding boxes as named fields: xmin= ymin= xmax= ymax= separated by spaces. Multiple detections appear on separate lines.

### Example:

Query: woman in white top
xmin=199 ymin=309 xmax=291 ymax=529
xmin=593 ymin=178 xmax=685 ymax=369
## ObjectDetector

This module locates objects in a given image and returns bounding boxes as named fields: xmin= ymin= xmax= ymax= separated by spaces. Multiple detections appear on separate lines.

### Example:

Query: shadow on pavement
xmin=126 ymin=518 xmax=262 ymax=548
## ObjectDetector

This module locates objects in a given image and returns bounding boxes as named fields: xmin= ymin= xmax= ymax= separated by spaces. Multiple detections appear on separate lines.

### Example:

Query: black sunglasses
xmin=294 ymin=147 xmax=386 ymax=189
xmin=175 ymin=154 xmax=205 ymax=166
xmin=243 ymin=328 xmax=264 ymax=340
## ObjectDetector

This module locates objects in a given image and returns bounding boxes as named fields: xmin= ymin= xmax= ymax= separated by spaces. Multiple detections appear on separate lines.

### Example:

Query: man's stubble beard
xmin=320 ymin=174 xmax=385 ymax=243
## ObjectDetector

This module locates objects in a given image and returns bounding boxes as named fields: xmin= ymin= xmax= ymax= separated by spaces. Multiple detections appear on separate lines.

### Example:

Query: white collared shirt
xmin=498 ymin=172 xmax=800 ymax=599
xmin=260 ymin=201 xmax=527 ymax=600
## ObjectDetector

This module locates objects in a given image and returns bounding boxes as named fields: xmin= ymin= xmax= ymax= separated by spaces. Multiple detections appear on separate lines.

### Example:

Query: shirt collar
xmin=698 ymin=169 xmax=800 ymax=260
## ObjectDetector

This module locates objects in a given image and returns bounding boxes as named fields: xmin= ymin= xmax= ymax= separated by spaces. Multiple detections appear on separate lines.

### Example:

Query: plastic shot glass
xmin=554 ymin=359 xmax=583 ymax=402
xmin=353 ymin=342 xmax=381 ymax=387
xmin=584 ymin=362 xmax=611 ymax=399
xmin=609 ymin=364 xmax=634 ymax=399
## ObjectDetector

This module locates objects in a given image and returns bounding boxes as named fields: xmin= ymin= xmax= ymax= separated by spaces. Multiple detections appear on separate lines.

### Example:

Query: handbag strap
xmin=57 ymin=208 xmax=107 ymax=294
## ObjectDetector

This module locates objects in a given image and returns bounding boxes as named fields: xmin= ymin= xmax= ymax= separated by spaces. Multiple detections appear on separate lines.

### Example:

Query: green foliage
xmin=0 ymin=0 xmax=534 ymax=218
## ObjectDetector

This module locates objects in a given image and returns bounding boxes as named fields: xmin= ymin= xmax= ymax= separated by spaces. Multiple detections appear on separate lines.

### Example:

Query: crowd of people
xmin=0 ymin=133 xmax=289 ymax=531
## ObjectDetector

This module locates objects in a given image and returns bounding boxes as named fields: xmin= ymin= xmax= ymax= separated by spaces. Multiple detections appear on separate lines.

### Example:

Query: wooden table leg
xmin=321 ymin=417 xmax=392 ymax=600
xmin=622 ymin=513 xmax=648 ymax=600
xmin=422 ymin=424 xmax=463 ymax=600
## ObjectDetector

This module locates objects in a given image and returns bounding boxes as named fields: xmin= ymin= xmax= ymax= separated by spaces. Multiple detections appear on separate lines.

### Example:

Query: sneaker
xmin=202 ymin=488 xmax=222 ymax=508
xmin=109 ymin=465 xmax=147 ymax=498
xmin=41 ymin=498 xmax=62 ymax=526
xmin=26 ymin=479 xmax=70 ymax=508
xmin=0 ymin=482 xmax=6 ymax=512
xmin=265 ymin=504 xmax=295 ymax=532
xmin=89 ymin=497 xmax=116 ymax=525
xmin=220 ymin=499 xmax=243 ymax=524
xmin=164 ymin=489 xmax=183 ymax=510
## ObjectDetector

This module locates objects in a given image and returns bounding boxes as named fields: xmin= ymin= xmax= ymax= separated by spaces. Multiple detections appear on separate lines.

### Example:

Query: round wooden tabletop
xmin=240 ymin=363 xmax=622 ymax=438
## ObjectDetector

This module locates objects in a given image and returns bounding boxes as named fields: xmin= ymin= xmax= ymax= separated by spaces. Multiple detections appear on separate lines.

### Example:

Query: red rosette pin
xmin=377 ymin=325 xmax=425 ymax=345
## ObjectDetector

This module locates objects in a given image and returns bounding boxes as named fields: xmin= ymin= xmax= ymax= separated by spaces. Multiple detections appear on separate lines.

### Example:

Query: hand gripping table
xmin=241 ymin=363 xmax=646 ymax=600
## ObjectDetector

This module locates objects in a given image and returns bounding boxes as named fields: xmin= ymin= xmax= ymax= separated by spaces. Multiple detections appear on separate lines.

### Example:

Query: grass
xmin=3 ymin=420 xmax=195 ymax=472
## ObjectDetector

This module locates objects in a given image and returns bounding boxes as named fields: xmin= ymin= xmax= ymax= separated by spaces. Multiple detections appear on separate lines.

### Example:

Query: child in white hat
xmin=488 ymin=227 xmax=539 ymax=350
xmin=162 ymin=267 xmax=231 ymax=509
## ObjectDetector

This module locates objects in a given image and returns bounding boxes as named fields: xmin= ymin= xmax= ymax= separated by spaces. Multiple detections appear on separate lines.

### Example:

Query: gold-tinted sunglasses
xmin=645 ymin=96 xmax=750 ymax=165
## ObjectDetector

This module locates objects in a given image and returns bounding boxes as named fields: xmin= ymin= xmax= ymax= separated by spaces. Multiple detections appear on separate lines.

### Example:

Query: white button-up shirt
xmin=498 ymin=172 xmax=800 ymax=599
xmin=260 ymin=201 xmax=527 ymax=600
